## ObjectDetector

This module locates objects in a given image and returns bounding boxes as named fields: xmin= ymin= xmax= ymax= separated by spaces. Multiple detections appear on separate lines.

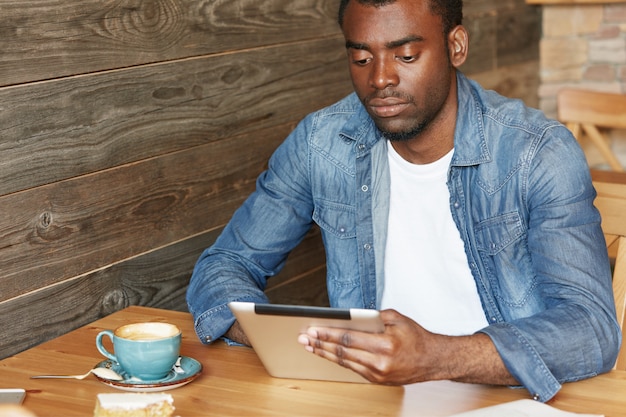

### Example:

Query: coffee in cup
xmin=96 ymin=322 xmax=181 ymax=381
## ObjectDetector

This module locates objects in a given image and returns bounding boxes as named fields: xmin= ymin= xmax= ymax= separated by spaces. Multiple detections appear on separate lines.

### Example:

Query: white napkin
xmin=449 ymin=399 xmax=603 ymax=417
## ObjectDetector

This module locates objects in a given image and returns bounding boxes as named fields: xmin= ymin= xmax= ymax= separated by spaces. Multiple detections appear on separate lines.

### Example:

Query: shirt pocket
xmin=475 ymin=211 xmax=525 ymax=255
xmin=475 ymin=211 xmax=536 ymax=308
xmin=312 ymin=201 xmax=356 ymax=239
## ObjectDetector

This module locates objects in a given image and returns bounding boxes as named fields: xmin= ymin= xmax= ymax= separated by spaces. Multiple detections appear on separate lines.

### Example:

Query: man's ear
xmin=448 ymin=25 xmax=469 ymax=68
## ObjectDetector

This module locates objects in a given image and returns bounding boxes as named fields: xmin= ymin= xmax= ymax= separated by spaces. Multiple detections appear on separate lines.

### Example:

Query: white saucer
xmin=94 ymin=356 xmax=202 ymax=392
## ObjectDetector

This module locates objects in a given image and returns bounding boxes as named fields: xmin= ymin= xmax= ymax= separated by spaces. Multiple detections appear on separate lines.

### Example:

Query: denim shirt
xmin=187 ymin=72 xmax=620 ymax=402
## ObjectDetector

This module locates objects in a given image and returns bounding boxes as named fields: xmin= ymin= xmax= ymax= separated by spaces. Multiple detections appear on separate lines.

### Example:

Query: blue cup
xmin=96 ymin=322 xmax=181 ymax=381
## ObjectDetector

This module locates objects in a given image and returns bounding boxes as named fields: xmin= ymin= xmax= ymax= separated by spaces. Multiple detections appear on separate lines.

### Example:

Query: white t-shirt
xmin=381 ymin=143 xmax=488 ymax=336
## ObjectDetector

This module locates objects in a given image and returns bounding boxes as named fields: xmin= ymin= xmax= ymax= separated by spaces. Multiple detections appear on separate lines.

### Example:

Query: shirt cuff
xmin=480 ymin=324 xmax=562 ymax=402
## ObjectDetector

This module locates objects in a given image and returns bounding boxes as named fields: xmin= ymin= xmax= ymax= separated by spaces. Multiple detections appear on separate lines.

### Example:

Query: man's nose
xmin=370 ymin=59 xmax=399 ymax=90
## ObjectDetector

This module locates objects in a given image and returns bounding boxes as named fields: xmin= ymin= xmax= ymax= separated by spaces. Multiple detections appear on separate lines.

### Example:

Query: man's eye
xmin=348 ymin=49 xmax=373 ymax=66
xmin=398 ymin=55 xmax=417 ymax=63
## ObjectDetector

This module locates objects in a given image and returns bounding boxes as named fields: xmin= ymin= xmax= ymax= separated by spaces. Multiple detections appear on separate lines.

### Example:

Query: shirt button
xmin=205 ymin=336 xmax=213 ymax=343
xmin=339 ymin=227 xmax=346 ymax=233
xmin=358 ymin=144 xmax=366 ymax=151
xmin=453 ymin=201 xmax=460 ymax=208
xmin=532 ymin=393 xmax=540 ymax=401
xmin=361 ymin=185 xmax=369 ymax=192
xmin=364 ymin=243 xmax=372 ymax=250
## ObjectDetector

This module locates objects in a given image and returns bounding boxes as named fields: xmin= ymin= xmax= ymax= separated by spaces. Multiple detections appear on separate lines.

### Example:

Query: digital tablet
xmin=228 ymin=301 xmax=384 ymax=383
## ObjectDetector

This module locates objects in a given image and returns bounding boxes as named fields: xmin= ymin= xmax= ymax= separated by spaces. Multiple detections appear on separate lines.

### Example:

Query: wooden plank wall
xmin=0 ymin=0 xmax=541 ymax=359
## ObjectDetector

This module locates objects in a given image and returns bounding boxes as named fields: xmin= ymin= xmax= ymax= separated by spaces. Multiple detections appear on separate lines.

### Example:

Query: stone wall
xmin=538 ymin=3 xmax=626 ymax=169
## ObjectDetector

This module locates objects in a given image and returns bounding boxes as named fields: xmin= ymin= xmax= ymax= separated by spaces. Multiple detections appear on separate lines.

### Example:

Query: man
xmin=187 ymin=0 xmax=620 ymax=402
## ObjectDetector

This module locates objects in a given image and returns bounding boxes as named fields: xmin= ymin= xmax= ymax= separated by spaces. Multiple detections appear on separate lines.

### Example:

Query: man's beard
xmin=380 ymin=121 xmax=428 ymax=142
xmin=364 ymin=91 xmax=432 ymax=143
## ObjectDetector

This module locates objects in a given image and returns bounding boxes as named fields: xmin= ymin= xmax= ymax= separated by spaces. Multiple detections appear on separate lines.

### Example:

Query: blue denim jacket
xmin=187 ymin=73 xmax=620 ymax=401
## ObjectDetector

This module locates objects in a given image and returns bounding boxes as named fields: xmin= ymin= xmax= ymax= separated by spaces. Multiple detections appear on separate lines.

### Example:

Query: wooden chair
xmin=558 ymin=89 xmax=626 ymax=172
xmin=591 ymin=170 xmax=626 ymax=370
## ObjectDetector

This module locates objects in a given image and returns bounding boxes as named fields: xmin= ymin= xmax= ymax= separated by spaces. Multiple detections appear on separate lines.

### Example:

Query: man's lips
xmin=367 ymin=98 xmax=410 ymax=118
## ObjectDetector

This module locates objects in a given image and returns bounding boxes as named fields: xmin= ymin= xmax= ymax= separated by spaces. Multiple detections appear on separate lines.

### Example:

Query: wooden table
xmin=1 ymin=306 xmax=625 ymax=416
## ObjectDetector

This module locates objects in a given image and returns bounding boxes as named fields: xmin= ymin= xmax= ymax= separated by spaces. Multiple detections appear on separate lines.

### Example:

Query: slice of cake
xmin=93 ymin=393 xmax=175 ymax=417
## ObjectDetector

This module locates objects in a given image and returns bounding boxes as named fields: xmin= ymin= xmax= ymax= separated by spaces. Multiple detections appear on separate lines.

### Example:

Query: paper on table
xmin=449 ymin=399 xmax=603 ymax=417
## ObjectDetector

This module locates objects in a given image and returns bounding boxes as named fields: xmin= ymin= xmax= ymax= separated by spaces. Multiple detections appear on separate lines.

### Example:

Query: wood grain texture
xmin=0 ymin=36 xmax=351 ymax=196
xmin=0 ymin=0 xmax=342 ymax=87
xmin=6 ymin=307 xmax=626 ymax=417
xmin=457 ymin=0 xmax=541 ymax=93
xmin=0 ymin=227 xmax=327 ymax=357
xmin=0 ymin=124 xmax=286 ymax=302
xmin=466 ymin=0 xmax=538 ymax=14
xmin=0 ymin=231 xmax=212 ymax=358
xmin=265 ymin=226 xmax=329 ymax=307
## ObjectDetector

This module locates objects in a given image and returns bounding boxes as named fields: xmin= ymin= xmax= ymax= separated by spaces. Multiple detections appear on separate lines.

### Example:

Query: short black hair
xmin=337 ymin=0 xmax=463 ymax=36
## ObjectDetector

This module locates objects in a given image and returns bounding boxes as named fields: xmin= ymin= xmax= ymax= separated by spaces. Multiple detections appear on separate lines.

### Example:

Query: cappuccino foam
xmin=115 ymin=323 xmax=180 ymax=341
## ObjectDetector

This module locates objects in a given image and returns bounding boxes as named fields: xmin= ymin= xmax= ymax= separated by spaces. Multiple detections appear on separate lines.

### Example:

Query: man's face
xmin=341 ymin=0 xmax=456 ymax=142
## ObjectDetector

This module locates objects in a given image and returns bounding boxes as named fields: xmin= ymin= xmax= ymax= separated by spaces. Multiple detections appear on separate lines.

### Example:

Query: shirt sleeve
xmin=480 ymin=125 xmax=621 ymax=402
xmin=186 ymin=117 xmax=316 ymax=344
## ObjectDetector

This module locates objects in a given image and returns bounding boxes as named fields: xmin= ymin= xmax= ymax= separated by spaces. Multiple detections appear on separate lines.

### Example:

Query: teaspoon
xmin=31 ymin=367 xmax=123 ymax=380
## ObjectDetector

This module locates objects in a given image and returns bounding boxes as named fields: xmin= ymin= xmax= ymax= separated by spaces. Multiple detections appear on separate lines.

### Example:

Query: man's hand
xmin=297 ymin=309 xmax=518 ymax=386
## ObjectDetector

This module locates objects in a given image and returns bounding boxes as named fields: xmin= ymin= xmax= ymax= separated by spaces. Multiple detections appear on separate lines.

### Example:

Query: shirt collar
xmin=339 ymin=93 xmax=385 ymax=150
xmin=338 ymin=73 xmax=493 ymax=165
xmin=451 ymin=72 xmax=492 ymax=167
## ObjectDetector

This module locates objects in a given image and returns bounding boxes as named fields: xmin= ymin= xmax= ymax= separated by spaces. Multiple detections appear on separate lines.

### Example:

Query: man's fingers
xmin=304 ymin=327 xmax=362 ymax=347
xmin=298 ymin=328 xmax=375 ymax=367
